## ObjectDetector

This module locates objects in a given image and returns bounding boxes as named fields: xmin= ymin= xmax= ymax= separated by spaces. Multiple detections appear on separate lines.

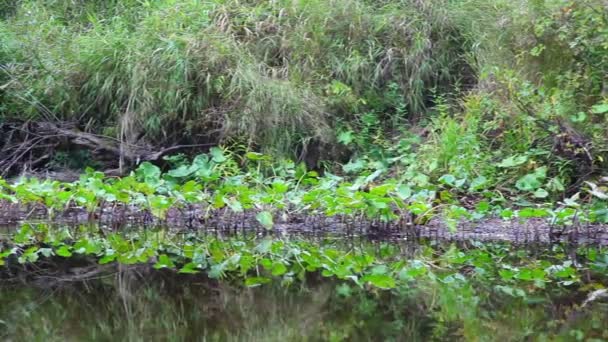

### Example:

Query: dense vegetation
xmin=3 ymin=223 xmax=608 ymax=339
xmin=2 ymin=2 xmax=608 ymax=339
xmin=1 ymin=221 xmax=603 ymax=289
xmin=1 ymin=0 xmax=607 ymax=201
xmin=1 ymin=148 xmax=608 ymax=229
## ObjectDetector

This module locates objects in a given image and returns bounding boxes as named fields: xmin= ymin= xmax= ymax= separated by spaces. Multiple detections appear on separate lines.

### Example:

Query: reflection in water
xmin=1 ymin=222 xmax=608 ymax=341
xmin=1 ymin=265 xmax=608 ymax=341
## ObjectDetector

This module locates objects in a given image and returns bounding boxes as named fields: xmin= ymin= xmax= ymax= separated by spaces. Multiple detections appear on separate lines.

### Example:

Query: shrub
xmin=0 ymin=0 xmax=471 ymax=156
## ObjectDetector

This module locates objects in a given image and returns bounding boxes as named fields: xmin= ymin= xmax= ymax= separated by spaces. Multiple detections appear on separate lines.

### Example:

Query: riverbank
xmin=1 ymin=203 xmax=607 ymax=245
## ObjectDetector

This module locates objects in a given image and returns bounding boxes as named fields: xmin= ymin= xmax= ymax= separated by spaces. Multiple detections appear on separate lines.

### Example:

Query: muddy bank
xmin=1 ymin=201 xmax=607 ymax=245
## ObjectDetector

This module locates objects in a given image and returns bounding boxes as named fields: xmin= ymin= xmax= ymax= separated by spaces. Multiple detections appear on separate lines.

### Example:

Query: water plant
xmin=2 ymin=221 xmax=607 ymax=291
xmin=1 ymin=149 xmax=607 ymax=232
xmin=2 ymin=1 xmax=608 ymax=340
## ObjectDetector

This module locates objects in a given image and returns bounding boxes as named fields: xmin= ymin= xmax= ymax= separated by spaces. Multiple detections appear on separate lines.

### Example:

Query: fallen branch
xmin=38 ymin=122 xmax=214 ymax=163
xmin=0 ymin=121 xmax=215 ymax=176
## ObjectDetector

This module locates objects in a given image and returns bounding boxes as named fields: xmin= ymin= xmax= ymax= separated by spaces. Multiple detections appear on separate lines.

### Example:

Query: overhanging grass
xmin=0 ymin=0 xmax=469 ymax=155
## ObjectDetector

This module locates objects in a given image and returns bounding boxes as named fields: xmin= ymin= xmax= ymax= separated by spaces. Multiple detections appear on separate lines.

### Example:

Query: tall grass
xmin=0 ymin=0 xmax=470 ymax=155
xmin=2 ymin=0 xmax=605 ymax=182
xmin=412 ymin=0 xmax=608 ymax=192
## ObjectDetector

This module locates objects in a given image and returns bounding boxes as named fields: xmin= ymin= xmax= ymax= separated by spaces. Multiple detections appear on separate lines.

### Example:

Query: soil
xmin=1 ymin=201 xmax=607 ymax=245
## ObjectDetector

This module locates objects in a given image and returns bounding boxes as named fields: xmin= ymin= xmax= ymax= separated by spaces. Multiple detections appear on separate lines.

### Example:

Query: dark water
xmin=1 ymin=224 xmax=608 ymax=341
xmin=1 ymin=271 xmax=607 ymax=342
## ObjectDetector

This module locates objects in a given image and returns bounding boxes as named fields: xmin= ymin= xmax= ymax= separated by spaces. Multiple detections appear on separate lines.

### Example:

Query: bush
xmin=0 ymin=0 xmax=471 ymax=156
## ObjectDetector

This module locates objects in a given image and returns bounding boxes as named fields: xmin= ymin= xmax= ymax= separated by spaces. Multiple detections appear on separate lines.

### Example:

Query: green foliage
xmin=0 ymin=0 xmax=469 ymax=156
xmin=255 ymin=211 xmax=274 ymax=230
xmin=1 ymin=0 xmax=608 ymax=222
xmin=1 ymin=149 xmax=608 ymax=230
xmin=332 ymin=0 xmax=608 ymax=203
xmin=3 ymin=240 xmax=608 ymax=341
xmin=2 ymin=222 xmax=605 ymax=294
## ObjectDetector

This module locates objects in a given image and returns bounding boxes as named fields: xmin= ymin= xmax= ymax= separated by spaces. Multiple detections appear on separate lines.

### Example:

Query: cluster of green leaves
xmin=1 ymin=149 xmax=608 ymax=229
xmin=1 ymin=0 xmax=606 ymax=203
xmin=335 ymin=0 xmax=608 ymax=208
xmin=4 ymin=247 xmax=607 ymax=342
xmin=2 ymin=222 xmax=606 ymax=294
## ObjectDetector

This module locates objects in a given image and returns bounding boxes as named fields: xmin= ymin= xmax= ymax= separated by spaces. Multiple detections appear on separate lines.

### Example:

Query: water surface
xmin=1 ymin=224 xmax=608 ymax=341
